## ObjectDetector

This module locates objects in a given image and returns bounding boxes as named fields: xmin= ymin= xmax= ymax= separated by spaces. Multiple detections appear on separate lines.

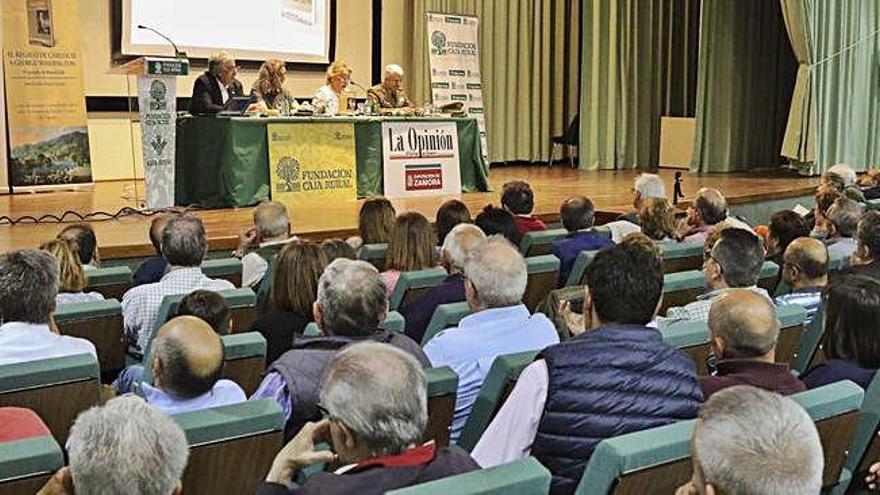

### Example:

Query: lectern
xmin=116 ymin=57 xmax=189 ymax=209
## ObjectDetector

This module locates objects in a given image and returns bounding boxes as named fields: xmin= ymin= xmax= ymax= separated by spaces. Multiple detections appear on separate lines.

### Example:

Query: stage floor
xmin=0 ymin=167 xmax=818 ymax=259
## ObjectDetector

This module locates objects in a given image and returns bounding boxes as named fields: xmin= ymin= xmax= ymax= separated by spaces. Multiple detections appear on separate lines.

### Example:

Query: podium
xmin=116 ymin=57 xmax=189 ymax=209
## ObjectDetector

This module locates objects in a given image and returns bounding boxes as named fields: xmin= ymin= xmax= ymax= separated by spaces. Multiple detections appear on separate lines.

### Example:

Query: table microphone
xmin=137 ymin=24 xmax=186 ymax=59
xmin=349 ymin=80 xmax=368 ymax=93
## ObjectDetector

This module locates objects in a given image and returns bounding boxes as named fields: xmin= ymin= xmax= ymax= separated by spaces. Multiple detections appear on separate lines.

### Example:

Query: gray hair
xmin=320 ymin=342 xmax=426 ymax=457
xmin=442 ymin=223 xmax=487 ymax=271
xmin=162 ymin=214 xmax=207 ymax=267
xmin=827 ymin=197 xmax=863 ymax=237
xmin=694 ymin=386 xmax=823 ymax=495
xmin=317 ymin=258 xmax=387 ymax=336
xmin=208 ymin=51 xmax=235 ymax=77
xmin=464 ymin=235 xmax=527 ymax=309
xmin=254 ymin=201 xmax=290 ymax=239
xmin=384 ymin=64 xmax=404 ymax=77
xmin=828 ymin=163 xmax=857 ymax=186
xmin=634 ymin=173 xmax=666 ymax=199
xmin=68 ymin=395 xmax=189 ymax=495
xmin=0 ymin=250 xmax=58 ymax=324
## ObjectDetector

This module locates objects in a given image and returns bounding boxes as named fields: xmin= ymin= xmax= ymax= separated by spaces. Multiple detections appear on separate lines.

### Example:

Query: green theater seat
xmin=150 ymin=287 xmax=257 ymax=345
xmin=358 ymin=243 xmax=388 ymax=271
xmin=220 ymin=332 xmax=267 ymax=396
xmin=792 ymin=305 xmax=825 ymax=375
xmin=657 ymin=243 xmax=703 ymax=272
xmin=839 ymin=372 xmax=880 ymax=494
xmin=422 ymin=302 xmax=472 ymax=346
xmin=201 ymin=258 xmax=243 ymax=287
xmin=390 ymin=268 xmax=449 ymax=310
xmin=84 ymin=265 xmax=132 ymax=300
xmin=564 ymin=250 xmax=599 ymax=287
xmin=0 ymin=436 xmax=64 ymax=495
xmin=54 ymin=298 xmax=125 ymax=377
xmin=524 ymin=255 xmax=560 ymax=312
xmin=387 ymin=457 xmax=551 ymax=495
xmin=520 ymin=228 xmax=568 ymax=257
xmin=425 ymin=366 xmax=459 ymax=447
xmin=302 ymin=310 xmax=406 ymax=336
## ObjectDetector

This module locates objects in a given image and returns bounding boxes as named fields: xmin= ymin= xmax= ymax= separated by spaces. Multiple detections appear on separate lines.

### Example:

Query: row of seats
xmin=80 ymin=258 xmax=244 ymax=300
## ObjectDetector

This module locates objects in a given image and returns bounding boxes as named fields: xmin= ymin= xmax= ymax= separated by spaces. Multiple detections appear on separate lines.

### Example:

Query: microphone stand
xmin=673 ymin=171 xmax=684 ymax=205
xmin=137 ymin=24 xmax=187 ymax=59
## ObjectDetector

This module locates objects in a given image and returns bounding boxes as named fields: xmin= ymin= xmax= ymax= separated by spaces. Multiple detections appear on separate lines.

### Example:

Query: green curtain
xmin=410 ymin=0 xmax=580 ymax=164
xmin=779 ymin=0 xmax=816 ymax=169
xmin=691 ymin=0 xmax=798 ymax=172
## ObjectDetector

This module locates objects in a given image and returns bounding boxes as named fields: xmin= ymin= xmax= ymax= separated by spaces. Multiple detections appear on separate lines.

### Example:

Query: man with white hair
xmin=258 ymin=342 xmax=479 ymax=494
xmin=619 ymin=173 xmax=667 ymax=223
xmin=400 ymin=223 xmax=486 ymax=343
xmin=233 ymin=201 xmax=296 ymax=288
xmin=423 ymin=236 xmax=559 ymax=442
xmin=675 ymin=385 xmax=823 ymax=495
xmin=367 ymin=64 xmax=413 ymax=111
xmin=190 ymin=50 xmax=244 ymax=114
xmin=38 ymin=395 xmax=189 ymax=495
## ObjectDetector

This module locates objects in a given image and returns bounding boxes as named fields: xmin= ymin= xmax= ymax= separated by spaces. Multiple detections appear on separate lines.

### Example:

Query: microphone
xmin=673 ymin=171 xmax=684 ymax=205
xmin=349 ymin=80 xmax=368 ymax=93
xmin=137 ymin=24 xmax=186 ymax=59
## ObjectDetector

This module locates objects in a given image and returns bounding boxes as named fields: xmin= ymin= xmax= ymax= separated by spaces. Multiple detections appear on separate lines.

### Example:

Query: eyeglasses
xmin=316 ymin=403 xmax=338 ymax=422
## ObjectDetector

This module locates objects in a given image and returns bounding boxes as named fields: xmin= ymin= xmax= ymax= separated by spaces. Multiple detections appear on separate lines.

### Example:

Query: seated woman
xmin=312 ymin=61 xmax=352 ymax=116
xmin=249 ymin=241 xmax=327 ymax=364
xmin=40 ymin=238 xmax=104 ymax=306
xmin=320 ymin=238 xmax=356 ymax=263
xmin=435 ymin=199 xmax=471 ymax=245
xmin=638 ymin=198 xmax=677 ymax=243
xmin=475 ymin=204 xmax=521 ymax=246
xmin=801 ymin=274 xmax=880 ymax=389
xmin=381 ymin=212 xmax=438 ymax=296
xmin=347 ymin=196 xmax=396 ymax=252
xmin=249 ymin=59 xmax=296 ymax=113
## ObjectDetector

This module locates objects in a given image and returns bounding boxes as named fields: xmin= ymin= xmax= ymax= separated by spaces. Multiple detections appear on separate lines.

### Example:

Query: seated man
xmin=677 ymin=385 xmax=823 ymax=495
xmin=0 ymin=407 xmax=51 ymax=443
xmin=552 ymin=196 xmax=613 ymax=286
xmin=473 ymin=244 xmax=701 ymax=494
xmin=251 ymin=259 xmax=428 ymax=440
xmin=367 ymin=64 xmax=413 ymax=111
xmin=123 ymin=214 xmax=234 ymax=355
xmin=824 ymin=197 xmax=862 ymax=261
xmin=38 ymin=395 xmax=189 ymax=495
xmin=233 ymin=201 xmax=297 ymax=288
xmin=848 ymin=211 xmax=880 ymax=279
xmin=774 ymin=237 xmax=828 ymax=324
xmin=701 ymin=290 xmax=805 ymax=399
xmin=677 ymin=188 xmax=729 ymax=244
xmin=400 ymin=223 xmax=486 ymax=343
xmin=259 ymin=343 xmax=479 ymax=494
xmin=658 ymin=228 xmax=769 ymax=328
xmin=424 ymin=237 xmax=559 ymax=442
xmin=133 ymin=212 xmax=173 ymax=287
xmin=58 ymin=223 xmax=100 ymax=270
xmin=501 ymin=180 xmax=547 ymax=237
xmin=0 ymin=250 xmax=96 ymax=365
xmin=190 ymin=50 xmax=244 ymax=115
xmin=618 ymin=173 xmax=666 ymax=224
xmin=176 ymin=289 xmax=231 ymax=334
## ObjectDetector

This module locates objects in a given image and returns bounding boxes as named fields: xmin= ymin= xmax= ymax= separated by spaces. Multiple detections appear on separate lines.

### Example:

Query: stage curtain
xmin=779 ymin=0 xmax=816 ymax=169
xmin=410 ymin=0 xmax=581 ymax=164
xmin=691 ymin=0 xmax=798 ymax=172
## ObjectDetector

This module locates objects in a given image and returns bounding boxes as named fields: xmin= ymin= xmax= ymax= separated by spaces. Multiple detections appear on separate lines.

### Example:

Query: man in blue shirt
xmin=774 ymin=237 xmax=828 ymax=324
xmin=552 ymin=196 xmax=614 ymax=286
xmin=423 ymin=236 xmax=559 ymax=442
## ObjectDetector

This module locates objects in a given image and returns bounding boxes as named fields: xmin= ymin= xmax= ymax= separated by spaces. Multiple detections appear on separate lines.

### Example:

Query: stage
xmin=0 ymin=167 xmax=819 ymax=260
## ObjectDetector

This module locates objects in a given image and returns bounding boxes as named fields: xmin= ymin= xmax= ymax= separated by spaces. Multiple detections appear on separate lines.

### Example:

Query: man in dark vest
xmin=472 ymin=244 xmax=703 ymax=494
xmin=251 ymin=258 xmax=428 ymax=440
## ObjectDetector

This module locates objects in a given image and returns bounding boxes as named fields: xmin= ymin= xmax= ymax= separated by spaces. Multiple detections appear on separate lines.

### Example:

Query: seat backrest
xmin=828 ymin=251 xmax=849 ymax=272
xmin=54 ymin=299 xmax=125 ymax=377
xmin=838 ymin=372 xmax=880 ymax=493
xmin=0 ymin=354 xmax=101 ymax=446
xmin=658 ymin=243 xmax=704 ymax=273
xmin=457 ymin=350 xmax=539 ymax=452
xmin=659 ymin=270 xmax=707 ymax=315
xmin=386 ymin=456 xmax=552 ymax=495
xmin=358 ymin=243 xmax=388 ymax=271
xmin=792 ymin=305 xmax=824 ymax=375
xmin=755 ymin=261 xmax=781 ymax=293
xmin=520 ymin=228 xmax=568 ymax=257
xmin=390 ymin=268 xmax=449 ymax=310
xmin=523 ymin=255 xmax=560 ymax=312
xmin=564 ymin=250 xmax=599 ymax=287
xmin=201 ymin=258 xmax=243 ymax=288
xmin=303 ymin=310 xmax=406 ymax=336
xmin=221 ymin=332 xmax=267 ymax=396
xmin=84 ymin=265 xmax=132 ymax=300
xmin=422 ymin=302 xmax=472 ymax=346
xmin=0 ymin=436 xmax=64 ymax=495
xmin=173 ymin=399 xmax=284 ymax=495
xmin=424 ymin=366 xmax=458 ymax=447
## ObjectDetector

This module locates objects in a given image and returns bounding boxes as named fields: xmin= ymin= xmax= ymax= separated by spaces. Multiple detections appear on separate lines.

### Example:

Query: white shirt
xmin=0 ymin=322 xmax=96 ymax=366
xmin=56 ymin=291 xmax=105 ymax=307
xmin=241 ymin=236 xmax=298 ymax=289
xmin=313 ymin=85 xmax=340 ymax=115
xmin=142 ymin=379 xmax=246 ymax=416
xmin=216 ymin=75 xmax=230 ymax=104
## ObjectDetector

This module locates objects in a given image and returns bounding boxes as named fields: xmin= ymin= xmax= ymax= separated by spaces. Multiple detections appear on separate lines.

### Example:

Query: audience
xmin=39 ymin=238 xmax=104 ymax=306
xmin=700 ymin=290 xmax=805 ymax=399
xmin=176 ymin=289 xmax=231 ymax=335
xmin=400 ymin=223 xmax=486 ymax=344
xmin=824 ymin=197 xmax=861 ymax=261
xmin=57 ymin=223 xmax=100 ymax=270
xmin=474 ymin=204 xmax=521 ymax=246
xmin=766 ymin=210 xmax=809 ymax=269
xmin=659 ymin=228 xmax=768 ymax=328
xmin=675 ymin=385 xmax=823 ymax=495
xmin=677 ymin=188 xmax=729 ymax=244
xmin=320 ymin=238 xmax=356 ymax=263
xmin=501 ymin=180 xmax=547 ymax=236
xmin=473 ymin=244 xmax=701 ymax=494
xmin=348 ymin=196 xmax=396 ymax=251
xmin=123 ymin=214 xmax=234 ymax=355
xmin=552 ymin=196 xmax=613 ymax=286
xmin=810 ymin=184 xmax=843 ymax=237
xmin=774 ymin=237 xmax=828 ymax=324
xmin=250 ymin=241 xmax=327 ymax=363
xmin=38 ymin=395 xmax=189 ymax=495
xmin=0 ymin=407 xmax=51 ymax=443
xmin=234 ymin=201 xmax=296 ymax=288
xmin=801 ymin=274 xmax=880 ymax=389
xmin=638 ymin=197 xmax=677 ymax=242
xmin=133 ymin=212 xmax=173 ymax=286
xmin=252 ymin=259 xmax=428 ymax=440
xmin=423 ymin=236 xmax=559 ymax=442
xmin=381 ymin=212 xmax=437 ymax=297
xmin=859 ymin=168 xmax=880 ymax=199
xmin=260 ymin=343 xmax=479 ymax=494
xmin=435 ymin=199 xmax=472 ymax=246
xmin=620 ymin=173 xmax=666 ymax=224
xmin=828 ymin=163 xmax=865 ymax=202
xmin=0 ymin=250 xmax=96 ymax=365
xmin=848 ymin=211 xmax=880 ymax=279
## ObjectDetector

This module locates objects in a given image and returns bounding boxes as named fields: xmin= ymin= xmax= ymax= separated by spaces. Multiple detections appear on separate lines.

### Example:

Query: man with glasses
xmin=774 ymin=237 xmax=828 ymax=324
xmin=190 ymin=51 xmax=244 ymax=114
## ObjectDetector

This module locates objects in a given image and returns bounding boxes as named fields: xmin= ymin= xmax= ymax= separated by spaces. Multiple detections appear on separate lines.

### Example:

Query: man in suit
xmin=190 ymin=51 xmax=244 ymax=114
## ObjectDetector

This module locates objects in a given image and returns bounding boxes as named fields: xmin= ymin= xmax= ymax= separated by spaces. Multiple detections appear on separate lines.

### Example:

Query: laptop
xmin=218 ymin=96 xmax=252 ymax=116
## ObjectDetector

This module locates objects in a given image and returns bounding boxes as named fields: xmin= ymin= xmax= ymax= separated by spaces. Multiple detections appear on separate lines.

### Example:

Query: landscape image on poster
xmin=9 ymin=126 xmax=92 ymax=186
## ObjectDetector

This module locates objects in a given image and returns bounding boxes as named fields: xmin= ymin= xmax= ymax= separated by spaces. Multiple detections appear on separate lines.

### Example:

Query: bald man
xmin=678 ymin=187 xmax=753 ymax=244
xmin=142 ymin=316 xmax=246 ymax=415
xmin=775 ymin=237 xmax=828 ymax=324
xmin=700 ymin=289 xmax=806 ymax=399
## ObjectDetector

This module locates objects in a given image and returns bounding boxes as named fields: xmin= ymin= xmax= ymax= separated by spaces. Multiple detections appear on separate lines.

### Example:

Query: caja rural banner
xmin=2 ymin=0 xmax=92 ymax=190
xmin=381 ymin=121 xmax=461 ymax=198
xmin=427 ymin=13 xmax=487 ymax=160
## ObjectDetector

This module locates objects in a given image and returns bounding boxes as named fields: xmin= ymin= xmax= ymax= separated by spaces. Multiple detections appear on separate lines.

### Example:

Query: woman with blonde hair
xmin=347 ymin=196 xmax=396 ymax=252
xmin=40 ymin=238 xmax=104 ymax=306
xmin=250 ymin=59 xmax=295 ymax=112
xmin=312 ymin=60 xmax=352 ymax=115
xmin=638 ymin=198 xmax=677 ymax=242
xmin=381 ymin=212 xmax=438 ymax=296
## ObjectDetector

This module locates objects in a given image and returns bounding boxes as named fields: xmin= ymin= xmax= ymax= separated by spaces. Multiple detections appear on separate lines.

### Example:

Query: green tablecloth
xmin=175 ymin=115 xmax=490 ymax=208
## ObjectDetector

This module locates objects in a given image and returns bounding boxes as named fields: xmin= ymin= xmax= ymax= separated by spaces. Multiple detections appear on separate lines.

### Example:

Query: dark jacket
xmin=801 ymin=359 xmax=877 ymax=390
xmin=699 ymin=359 xmax=806 ymax=399
xmin=257 ymin=445 xmax=479 ymax=495
xmin=189 ymin=72 xmax=244 ymax=114
xmin=132 ymin=256 xmax=168 ymax=287
xmin=551 ymin=231 xmax=614 ymax=287
xmin=399 ymin=273 xmax=466 ymax=344
xmin=531 ymin=323 xmax=702 ymax=495
xmin=250 ymin=310 xmax=311 ymax=364
xmin=843 ymin=261 xmax=880 ymax=282
xmin=269 ymin=331 xmax=429 ymax=439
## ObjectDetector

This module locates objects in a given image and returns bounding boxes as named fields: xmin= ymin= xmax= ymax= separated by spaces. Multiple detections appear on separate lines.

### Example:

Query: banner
xmin=0 ymin=15 xmax=8 ymax=193
xmin=267 ymin=122 xmax=357 ymax=229
xmin=381 ymin=121 xmax=461 ymax=198
xmin=427 ymin=13 xmax=487 ymax=159
xmin=2 ymin=0 xmax=92 ymax=190
xmin=137 ymin=74 xmax=177 ymax=208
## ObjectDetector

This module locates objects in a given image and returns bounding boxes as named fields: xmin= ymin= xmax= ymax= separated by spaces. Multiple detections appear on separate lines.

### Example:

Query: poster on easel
xmin=2 ymin=0 xmax=92 ymax=191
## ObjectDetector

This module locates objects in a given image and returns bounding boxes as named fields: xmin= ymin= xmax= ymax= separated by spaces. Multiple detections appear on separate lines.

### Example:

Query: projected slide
xmin=121 ymin=0 xmax=331 ymax=63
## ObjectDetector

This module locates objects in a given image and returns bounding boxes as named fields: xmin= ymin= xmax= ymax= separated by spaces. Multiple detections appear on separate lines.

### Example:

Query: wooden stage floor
xmin=0 ymin=167 xmax=818 ymax=259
